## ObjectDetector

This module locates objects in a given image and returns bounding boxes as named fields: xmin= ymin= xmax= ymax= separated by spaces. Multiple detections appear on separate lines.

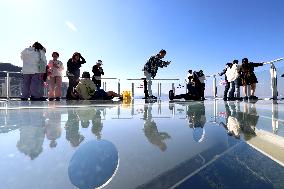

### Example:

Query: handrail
xmin=0 ymin=71 xmax=21 ymax=74
xmin=127 ymin=78 xmax=179 ymax=81
xmin=263 ymin=58 xmax=284 ymax=65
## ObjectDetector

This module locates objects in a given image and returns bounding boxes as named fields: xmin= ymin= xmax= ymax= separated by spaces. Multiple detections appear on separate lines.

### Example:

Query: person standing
xmin=92 ymin=60 xmax=104 ymax=90
xmin=142 ymin=49 xmax=171 ymax=99
xmin=239 ymin=58 xmax=263 ymax=100
xmin=219 ymin=63 xmax=232 ymax=101
xmin=197 ymin=70 xmax=206 ymax=100
xmin=66 ymin=52 xmax=86 ymax=100
xmin=20 ymin=42 xmax=47 ymax=101
xmin=225 ymin=60 xmax=240 ymax=100
xmin=48 ymin=52 xmax=64 ymax=101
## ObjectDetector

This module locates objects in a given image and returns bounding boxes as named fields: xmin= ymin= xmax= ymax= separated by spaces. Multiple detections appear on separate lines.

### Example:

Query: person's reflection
xmin=238 ymin=102 xmax=258 ymax=140
xmin=222 ymin=102 xmax=258 ymax=140
xmin=16 ymin=109 xmax=45 ymax=160
xmin=45 ymin=110 xmax=62 ymax=148
xmin=222 ymin=101 xmax=241 ymax=139
xmin=143 ymin=102 xmax=171 ymax=151
xmin=76 ymin=107 xmax=94 ymax=129
xmin=186 ymin=102 xmax=206 ymax=143
xmin=65 ymin=109 xmax=84 ymax=147
xmin=92 ymin=109 xmax=103 ymax=140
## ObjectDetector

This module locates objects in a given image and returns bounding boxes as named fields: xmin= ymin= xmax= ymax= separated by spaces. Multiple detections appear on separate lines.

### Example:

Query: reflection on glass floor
xmin=0 ymin=99 xmax=283 ymax=189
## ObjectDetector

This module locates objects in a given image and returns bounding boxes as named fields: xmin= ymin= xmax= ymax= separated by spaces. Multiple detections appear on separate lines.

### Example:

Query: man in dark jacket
xmin=92 ymin=60 xmax=104 ymax=90
xmin=142 ymin=49 xmax=170 ymax=99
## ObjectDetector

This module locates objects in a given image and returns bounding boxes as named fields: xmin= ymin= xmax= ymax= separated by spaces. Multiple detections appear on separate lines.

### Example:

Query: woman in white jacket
xmin=225 ymin=60 xmax=240 ymax=100
xmin=21 ymin=42 xmax=47 ymax=101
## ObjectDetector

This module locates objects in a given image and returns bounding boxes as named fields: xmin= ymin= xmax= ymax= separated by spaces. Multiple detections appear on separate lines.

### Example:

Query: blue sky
xmin=0 ymin=0 xmax=284 ymax=93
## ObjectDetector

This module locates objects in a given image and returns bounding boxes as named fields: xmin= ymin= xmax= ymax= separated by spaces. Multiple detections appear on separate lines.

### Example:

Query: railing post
xmin=159 ymin=83 xmax=162 ymax=98
xmin=118 ymin=79 xmax=121 ymax=95
xmin=270 ymin=63 xmax=278 ymax=100
xmin=131 ymin=82 xmax=134 ymax=98
xmin=272 ymin=101 xmax=279 ymax=134
xmin=6 ymin=72 xmax=9 ymax=99
xmin=247 ymin=85 xmax=251 ymax=97
xmin=213 ymin=75 xmax=217 ymax=98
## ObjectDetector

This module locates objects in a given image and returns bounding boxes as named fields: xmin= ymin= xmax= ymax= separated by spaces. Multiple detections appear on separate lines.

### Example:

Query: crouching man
xmin=72 ymin=72 xmax=122 ymax=100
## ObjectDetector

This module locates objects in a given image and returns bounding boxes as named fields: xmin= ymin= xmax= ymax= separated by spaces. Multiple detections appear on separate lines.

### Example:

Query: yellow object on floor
xmin=122 ymin=91 xmax=132 ymax=100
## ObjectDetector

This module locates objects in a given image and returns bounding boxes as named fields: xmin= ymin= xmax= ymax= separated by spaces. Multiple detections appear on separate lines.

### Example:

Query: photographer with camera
xmin=66 ymin=52 xmax=86 ymax=100
xmin=142 ymin=49 xmax=171 ymax=99
xmin=92 ymin=60 xmax=104 ymax=90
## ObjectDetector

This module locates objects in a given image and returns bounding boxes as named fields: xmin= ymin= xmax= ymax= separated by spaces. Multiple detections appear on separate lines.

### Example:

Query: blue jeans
xmin=229 ymin=79 xmax=240 ymax=98
xmin=144 ymin=71 xmax=152 ymax=96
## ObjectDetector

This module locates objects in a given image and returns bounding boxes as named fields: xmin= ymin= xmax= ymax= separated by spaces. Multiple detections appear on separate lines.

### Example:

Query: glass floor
xmin=0 ymin=99 xmax=283 ymax=189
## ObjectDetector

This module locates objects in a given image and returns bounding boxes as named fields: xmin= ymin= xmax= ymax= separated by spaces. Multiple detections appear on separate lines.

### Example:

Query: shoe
xmin=228 ymin=97 xmax=236 ymax=101
xmin=150 ymin=95 xmax=157 ymax=99
xmin=235 ymin=97 xmax=243 ymax=101
xmin=21 ymin=98 xmax=28 ymax=101
xmin=55 ymin=97 xmax=60 ymax=101
xmin=223 ymin=97 xmax=228 ymax=101
xmin=249 ymin=96 xmax=258 ymax=100
xmin=49 ymin=98 xmax=54 ymax=101
xmin=31 ymin=97 xmax=47 ymax=101
xmin=142 ymin=96 xmax=149 ymax=99
xmin=243 ymin=96 xmax=248 ymax=101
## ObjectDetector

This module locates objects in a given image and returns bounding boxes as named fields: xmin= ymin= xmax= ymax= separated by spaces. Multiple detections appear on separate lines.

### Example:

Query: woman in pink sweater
xmin=48 ymin=52 xmax=64 ymax=101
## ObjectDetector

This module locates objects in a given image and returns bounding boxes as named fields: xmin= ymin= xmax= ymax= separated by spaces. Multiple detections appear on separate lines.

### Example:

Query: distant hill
xmin=0 ymin=63 xmax=22 ymax=77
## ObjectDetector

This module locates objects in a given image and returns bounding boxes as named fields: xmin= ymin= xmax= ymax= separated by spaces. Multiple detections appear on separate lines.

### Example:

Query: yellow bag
xmin=122 ymin=91 xmax=132 ymax=100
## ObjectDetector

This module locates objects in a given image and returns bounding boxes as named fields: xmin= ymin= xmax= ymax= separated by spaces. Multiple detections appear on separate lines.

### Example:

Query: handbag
xmin=38 ymin=51 xmax=46 ymax=72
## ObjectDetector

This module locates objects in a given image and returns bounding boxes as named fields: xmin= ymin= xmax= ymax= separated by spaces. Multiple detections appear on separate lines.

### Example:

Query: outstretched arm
xmin=219 ymin=68 xmax=227 ymax=76
xmin=252 ymin=62 xmax=264 ymax=67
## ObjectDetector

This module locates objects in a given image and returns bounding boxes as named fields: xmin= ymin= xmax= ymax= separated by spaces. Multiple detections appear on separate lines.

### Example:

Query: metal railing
xmin=206 ymin=58 xmax=284 ymax=99
xmin=126 ymin=78 xmax=180 ymax=98
xmin=0 ymin=58 xmax=283 ymax=100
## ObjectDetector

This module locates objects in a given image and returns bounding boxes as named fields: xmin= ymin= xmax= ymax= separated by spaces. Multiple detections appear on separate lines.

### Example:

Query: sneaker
xmin=228 ymin=97 xmax=236 ymax=101
xmin=21 ymin=98 xmax=28 ymax=101
xmin=31 ymin=97 xmax=47 ymax=101
xmin=55 ymin=97 xmax=60 ymax=101
xmin=142 ymin=96 xmax=149 ymax=99
xmin=243 ymin=96 xmax=248 ymax=101
xmin=249 ymin=96 xmax=258 ymax=100
xmin=150 ymin=95 xmax=157 ymax=99
xmin=49 ymin=98 xmax=54 ymax=101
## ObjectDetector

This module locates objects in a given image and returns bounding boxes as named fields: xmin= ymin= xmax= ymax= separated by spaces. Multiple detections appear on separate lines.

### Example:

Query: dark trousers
xmin=92 ymin=78 xmax=102 ymax=90
xmin=66 ymin=76 xmax=79 ymax=99
xmin=224 ymin=81 xmax=230 ymax=99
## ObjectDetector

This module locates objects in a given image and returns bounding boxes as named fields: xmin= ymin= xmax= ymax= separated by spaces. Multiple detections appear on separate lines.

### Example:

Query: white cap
xmin=96 ymin=60 xmax=103 ymax=65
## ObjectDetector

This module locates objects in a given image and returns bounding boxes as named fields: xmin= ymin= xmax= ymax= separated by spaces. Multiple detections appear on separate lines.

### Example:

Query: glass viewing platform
xmin=0 ymin=99 xmax=283 ymax=189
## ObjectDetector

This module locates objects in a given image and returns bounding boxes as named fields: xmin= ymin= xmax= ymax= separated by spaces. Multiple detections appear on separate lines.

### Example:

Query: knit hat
xmin=82 ymin=72 xmax=91 ymax=78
